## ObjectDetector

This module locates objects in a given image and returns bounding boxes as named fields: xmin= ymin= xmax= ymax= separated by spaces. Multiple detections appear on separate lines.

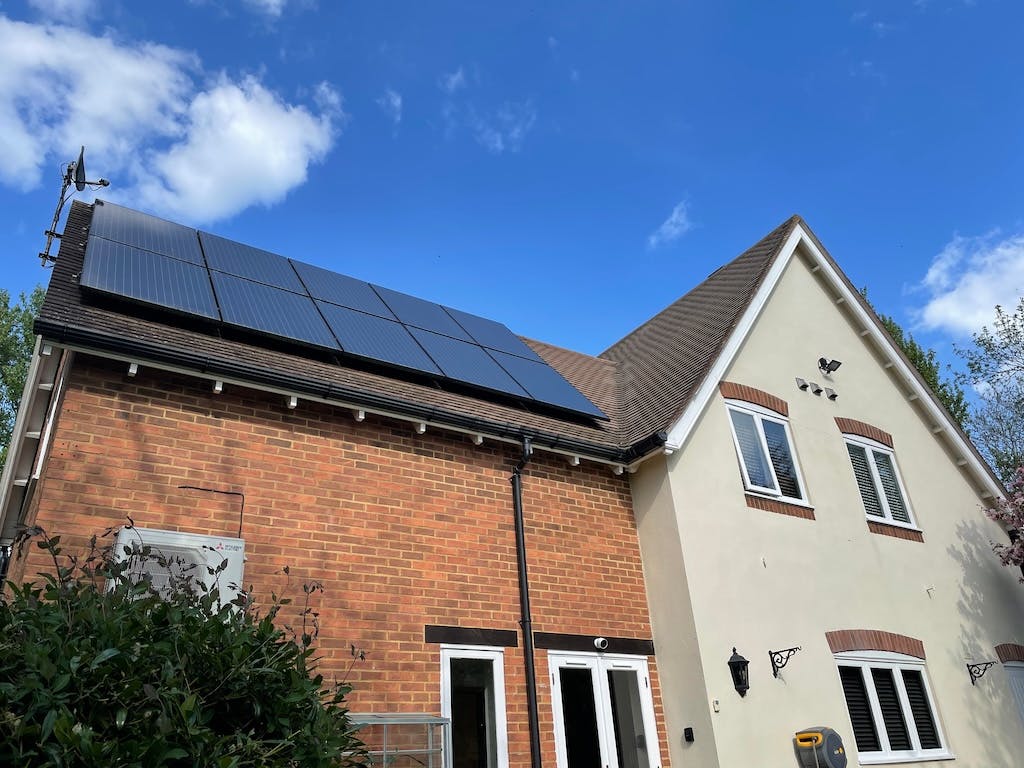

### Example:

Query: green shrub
xmin=0 ymin=527 xmax=366 ymax=767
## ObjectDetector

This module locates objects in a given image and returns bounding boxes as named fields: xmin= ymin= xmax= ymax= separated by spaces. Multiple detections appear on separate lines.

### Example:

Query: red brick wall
xmin=14 ymin=354 xmax=669 ymax=768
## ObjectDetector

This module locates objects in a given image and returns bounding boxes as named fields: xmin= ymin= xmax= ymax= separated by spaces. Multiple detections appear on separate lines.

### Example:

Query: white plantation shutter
xmin=847 ymin=443 xmax=884 ymax=517
xmin=763 ymin=420 xmax=802 ymax=500
xmin=873 ymin=451 xmax=910 ymax=524
xmin=729 ymin=409 xmax=775 ymax=490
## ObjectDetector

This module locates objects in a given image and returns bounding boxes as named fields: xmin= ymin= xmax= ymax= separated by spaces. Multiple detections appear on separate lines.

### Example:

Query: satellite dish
xmin=74 ymin=146 xmax=86 ymax=192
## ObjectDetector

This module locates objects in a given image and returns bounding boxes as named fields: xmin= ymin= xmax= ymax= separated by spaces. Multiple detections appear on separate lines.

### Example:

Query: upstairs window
xmin=835 ymin=652 xmax=949 ymax=763
xmin=726 ymin=402 xmax=804 ymax=502
xmin=844 ymin=436 xmax=915 ymax=527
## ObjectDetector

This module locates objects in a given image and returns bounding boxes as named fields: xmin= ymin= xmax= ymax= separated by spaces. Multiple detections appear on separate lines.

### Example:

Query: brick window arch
xmin=834 ymin=417 xmax=893 ymax=448
xmin=995 ymin=643 xmax=1024 ymax=663
xmin=719 ymin=381 xmax=788 ymax=416
xmin=826 ymin=629 xmax=925 ymax=659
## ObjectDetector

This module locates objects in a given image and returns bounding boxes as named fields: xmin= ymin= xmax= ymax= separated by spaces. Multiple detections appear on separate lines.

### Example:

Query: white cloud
xmin=469 ymin=101 xmax=536 ymax=154
xmin=0 ymin=16 xmax=340 ymax=225
xmin=376 ymin=88 xmax=402 ymax=127
xmin=439 ymin=66 xmax=466 ymax=94
xmin=243 ymin=0 xmax=288 ymax=17
xmin=916 ymin=231 xmax=1024 ymax=336
xmin=647 ymin=200 xmax=694 ymax=249
xmin=27 ymin=0 xmax=96 ymax=23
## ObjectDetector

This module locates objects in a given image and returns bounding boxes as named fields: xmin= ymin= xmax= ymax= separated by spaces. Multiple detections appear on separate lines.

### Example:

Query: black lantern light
xmin=728 ymin=647 xmax=750 ymax=697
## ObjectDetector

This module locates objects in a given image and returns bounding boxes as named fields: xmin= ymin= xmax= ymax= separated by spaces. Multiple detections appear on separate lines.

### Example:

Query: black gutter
xmin=36 ymin=319 xmax=669 ymax=463
xmin=510 ymin=438 xmax=542 ymax=768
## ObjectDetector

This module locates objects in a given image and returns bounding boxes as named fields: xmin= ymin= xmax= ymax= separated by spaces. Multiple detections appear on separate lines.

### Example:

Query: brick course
xmin=719 ymin=381 xmax=789 ymax=416
xmin=995 ymin=643 xmax=1024 ymax=663
xmin=825 ymin=629 xmax=925 ymax=659
xmin=835 ymin=417 xmax=894 ymax=448
xmin=13 ymin=355 xmax=669 ymax=768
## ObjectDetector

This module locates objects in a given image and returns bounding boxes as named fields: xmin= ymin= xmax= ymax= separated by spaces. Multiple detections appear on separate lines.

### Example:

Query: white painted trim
xmin=665 ymin=225 xmax=803 ymax=452
xmin=663 ymin=225 xmax=1004 ymax=502
xmin=440 ymin=646 xmax=509 ymax=768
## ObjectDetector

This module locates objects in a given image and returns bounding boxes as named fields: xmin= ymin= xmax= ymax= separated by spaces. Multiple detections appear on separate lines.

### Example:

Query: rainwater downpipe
xmin=511 ymin=437 xmax=542 ymax=768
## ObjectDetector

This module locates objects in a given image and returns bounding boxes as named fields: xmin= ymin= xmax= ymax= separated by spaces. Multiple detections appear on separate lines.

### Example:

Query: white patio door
xmin=549 ymin=652 xmax=661 ymax=768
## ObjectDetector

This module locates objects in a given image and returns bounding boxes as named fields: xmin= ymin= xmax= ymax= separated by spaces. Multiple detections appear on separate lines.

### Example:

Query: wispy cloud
xmin=647 ymin=200 xmax=694 ymax=249
xmin=243 ymin=0 xmax=289 ymax=17
xmin=0 ymin=16 xmax=341 ymax=225
xmin=439 ymin=66 xmax=466 ymax=94
xmin=469 ymin=101 xmax=536 ymax=154
xmin=850 ymin=60 xmax=887 ymax=84
xmin=376 ymin=88 xmax=402 ymax=128
xmin=27 ymin=0 xmax=97 ymax=24
xmin=915 ymin=230 xmax=1024 ymax=336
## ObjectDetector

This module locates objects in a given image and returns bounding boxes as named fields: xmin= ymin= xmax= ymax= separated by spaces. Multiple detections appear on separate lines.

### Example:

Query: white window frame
xmin=725 ymin=400 xmax=808 ymax=505
xmin=834 ymin=650 xmax=952 ymax=765
xmin=440 ymin=645 xmax=509 ymax=768
xmin=843 ymin=435 xmax=918 ymax=530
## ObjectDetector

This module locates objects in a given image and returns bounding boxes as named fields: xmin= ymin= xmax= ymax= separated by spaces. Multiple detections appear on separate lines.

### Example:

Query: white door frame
xmin=548 ymin=651 xmax=661 ymax=768
xmin=440 ymin=645 xmax=510 ymax=768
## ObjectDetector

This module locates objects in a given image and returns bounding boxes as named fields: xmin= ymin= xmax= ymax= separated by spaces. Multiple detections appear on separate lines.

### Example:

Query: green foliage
xmin=956 ymin=299 xmax=1024 ymax=486
xmin=860 ymin=288 xmax=970 ymax=429
xmin=0 ymin=285 xmax=46 ymax=467
xmin=0 ymin=528 xmax=365 ymax=767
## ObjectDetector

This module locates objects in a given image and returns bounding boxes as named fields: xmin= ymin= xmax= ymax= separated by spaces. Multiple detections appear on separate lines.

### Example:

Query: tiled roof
xmin=35 ymin=202 xmax=799 ymax=461
xmin=600 ymin=216 xmax=800 ymax=443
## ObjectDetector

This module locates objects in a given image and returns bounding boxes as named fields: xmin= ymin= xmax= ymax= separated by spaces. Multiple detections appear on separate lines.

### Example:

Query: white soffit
xmin=662 ymin=224 xmax=1004 ymax=502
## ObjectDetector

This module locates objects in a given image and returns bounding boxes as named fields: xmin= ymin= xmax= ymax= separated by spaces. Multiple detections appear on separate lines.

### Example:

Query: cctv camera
xmin=594 ymin=637 xmax=609 ymax=651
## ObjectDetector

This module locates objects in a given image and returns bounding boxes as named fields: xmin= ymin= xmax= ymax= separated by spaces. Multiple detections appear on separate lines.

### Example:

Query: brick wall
xmin=14 ymin=354 xmax=669 ymax=767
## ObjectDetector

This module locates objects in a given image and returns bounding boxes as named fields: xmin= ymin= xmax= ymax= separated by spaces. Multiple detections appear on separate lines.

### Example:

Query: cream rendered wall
xmin=634 ymin=247 xmax=1024 ymax=768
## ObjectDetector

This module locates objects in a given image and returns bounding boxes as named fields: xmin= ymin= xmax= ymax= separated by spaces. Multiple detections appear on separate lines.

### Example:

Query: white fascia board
xmin=664 ymin=225 xmax=803 ymax=453
xmin=663 ymin=225 xmax=1004 ymax=502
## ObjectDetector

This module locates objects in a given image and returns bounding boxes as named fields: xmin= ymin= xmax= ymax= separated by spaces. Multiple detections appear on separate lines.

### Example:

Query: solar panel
xmin=317 ymin=302 xmax=441 ymax=375
xmin=90 ymin=200 xmax=203 ymax=265
xmin=408 ymin=328 xmax=529 ymax=397
xmin=81 ymin=236 xmax=220 ymax=319
xmin=491 ymin=350 xmax=607 ymax=419
xmin=291 ymin=261 xmax=396 ymax=319
xmin=443 ymin=306 xmax=544 ymax=361
xmin=374 ymin=286 xmax=473 ymax=341
xmin=199 ymin=232 xmax=306 ymax=293
xmin=211 ymin=272 xmax=339 ymax=349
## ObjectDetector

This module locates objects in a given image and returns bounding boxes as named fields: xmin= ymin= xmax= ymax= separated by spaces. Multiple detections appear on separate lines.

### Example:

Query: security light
xmin=818 ymin=358 xmax=842 ymax=374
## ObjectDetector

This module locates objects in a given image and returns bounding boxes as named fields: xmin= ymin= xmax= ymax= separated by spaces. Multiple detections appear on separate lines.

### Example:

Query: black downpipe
xmin=511 ymin=437 xmax=542 ymax=768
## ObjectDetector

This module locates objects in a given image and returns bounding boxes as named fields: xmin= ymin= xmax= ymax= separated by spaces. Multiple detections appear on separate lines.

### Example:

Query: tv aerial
xmin=39 ymin=146 xmax=109 ymax=266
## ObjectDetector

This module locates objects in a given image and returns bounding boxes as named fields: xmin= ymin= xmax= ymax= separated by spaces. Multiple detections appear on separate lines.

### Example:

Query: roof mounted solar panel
xmin=211 ymin=272 xmax=339 ymax=349
xmin=408 ymin=328 xmax=530 ymax=398
xmin=443 ymin=306 xmax=544 ymax=361
xmin=199 ymin=231 xmax=306 ymax=293
xmin=81 ymin=236 xmax=219 ymax=320
xmin=491 ymin=350 xmax=607 ymax=419
xmin=90 ymin=200 xmax=204 ymax=265
xmin=317 ymin=302 xmax=442 ymax=375
xmin=373 ymin=286 xmax=473 ymax=341
xmin=292 ymin=261 xmax=396 ymax=319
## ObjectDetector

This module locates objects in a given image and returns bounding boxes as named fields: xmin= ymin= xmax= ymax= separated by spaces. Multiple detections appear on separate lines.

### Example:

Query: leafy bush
xmin=0 ymin=527 xmax=365 ymax=767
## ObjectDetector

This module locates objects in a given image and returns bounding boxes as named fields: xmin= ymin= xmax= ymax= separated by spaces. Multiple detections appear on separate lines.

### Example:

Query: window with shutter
xmin=834 ymin=652 xmax=949 ymax=763
xmin=843 ymin=436 xmax=916 ymax=529
xmin=725 ymin=402 xmax=806 ymax=503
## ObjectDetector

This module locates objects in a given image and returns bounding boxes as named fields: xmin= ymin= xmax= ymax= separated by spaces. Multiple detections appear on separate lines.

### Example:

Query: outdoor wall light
xmin=818 ymin=358 xmax=843 ymax=374
xmin=967 ymin=661 xmax=997 ymax=686
xmin=769 ymin=646 xmax=802 ymax=678
xmin=728 ymin=648 xmax=750 ymax=697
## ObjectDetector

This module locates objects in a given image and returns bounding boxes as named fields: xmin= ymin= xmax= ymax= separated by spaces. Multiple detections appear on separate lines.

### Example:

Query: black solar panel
xmin=292 ymin=261 xmax=396 ymax=319
xmin=211 ymin=273 xmax=338 ymax=349
xmin=444 ymin=306 xmax=544 ymax=361
xmin=199 ymin=232 xmax=306 ymax=293
xmin=409 ymin=328 xmax=529 ymax=397
xmin=90 ymin=200 xmax=204 ymax=265
xmin=81 ymin=236 xmax=219 ymax=319
xmin=492 ymin=351 xmax=607 ymax=419
xmin=374 ymin=286 xmax=473 ymax=341
xmin=317 ymin=302 xmax=441 ymax=375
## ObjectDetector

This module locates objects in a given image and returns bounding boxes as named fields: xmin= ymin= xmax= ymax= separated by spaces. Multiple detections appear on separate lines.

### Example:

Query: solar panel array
xmin=80 ymin=200 xmax=607 ymax=419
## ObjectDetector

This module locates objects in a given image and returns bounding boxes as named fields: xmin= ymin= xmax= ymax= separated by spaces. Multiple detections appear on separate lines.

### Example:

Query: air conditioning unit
xmin=113 ymin=527 xmax=245 ymax=606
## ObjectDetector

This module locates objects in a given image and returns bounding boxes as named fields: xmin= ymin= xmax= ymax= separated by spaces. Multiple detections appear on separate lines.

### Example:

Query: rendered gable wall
xmin=634 ymin=244 xmax=1024 ymax=766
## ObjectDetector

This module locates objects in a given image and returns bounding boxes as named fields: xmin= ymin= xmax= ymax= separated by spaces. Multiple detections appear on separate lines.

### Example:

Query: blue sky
xmin=1 ymin=0 xmax=1021 ymax=366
